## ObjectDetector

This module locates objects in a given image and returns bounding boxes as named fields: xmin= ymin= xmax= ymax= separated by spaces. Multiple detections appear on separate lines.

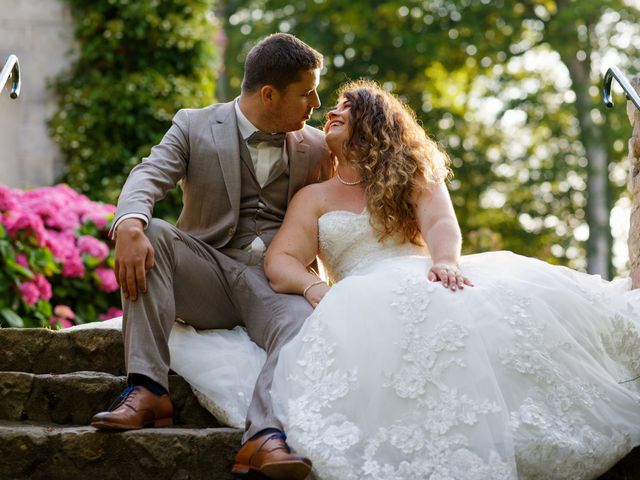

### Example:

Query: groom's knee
xmin=145 ymin=218 xmax=177 ymax=248
xmin=265 ymin=298 xmax=313 ymax=349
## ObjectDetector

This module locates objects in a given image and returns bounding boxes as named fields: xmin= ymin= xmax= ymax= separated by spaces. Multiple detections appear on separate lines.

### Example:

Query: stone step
xmin=0 ymin=327 xmax=125 ymax=375
xmin=0 ymin=371 xmax=219 ymax=427
xmin=0 ymin=421 xmax=242 ymax=480
xmin=601 ymin=448 xmax=640 ymax=479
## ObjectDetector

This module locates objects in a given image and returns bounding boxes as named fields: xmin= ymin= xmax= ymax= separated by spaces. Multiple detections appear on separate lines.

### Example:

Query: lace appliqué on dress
xmin=496 ymin=282 xmax=635 ymax=479
xmin=282 ymin=265 xmax=515 ymax=479
xmin=364 ymin=273 xmax=514 ymax=480
xmin=599 ymin=313 xmax=640 ymax=391
xmin=280 ymin=309 xmax=361 ymax=479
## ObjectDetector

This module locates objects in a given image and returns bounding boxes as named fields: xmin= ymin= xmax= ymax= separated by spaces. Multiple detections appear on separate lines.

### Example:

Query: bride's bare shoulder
xmin=290 ymin=180 xmax=334 ymax=211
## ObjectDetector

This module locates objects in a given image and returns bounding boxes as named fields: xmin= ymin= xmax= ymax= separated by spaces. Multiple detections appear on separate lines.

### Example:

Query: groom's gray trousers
xmin=121 ymin=218 xmax=312 ymax=443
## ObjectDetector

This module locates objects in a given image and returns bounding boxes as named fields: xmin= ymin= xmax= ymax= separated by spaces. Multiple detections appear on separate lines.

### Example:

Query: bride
xmin=170 ymin=80 xmax=640 ymax=479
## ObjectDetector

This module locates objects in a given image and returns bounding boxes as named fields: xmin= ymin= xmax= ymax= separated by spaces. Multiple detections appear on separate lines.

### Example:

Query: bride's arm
xmin=415 ymin=182 xmax=472 ymax=291
xmin=265 ymin=185 xmax=330 ymax=307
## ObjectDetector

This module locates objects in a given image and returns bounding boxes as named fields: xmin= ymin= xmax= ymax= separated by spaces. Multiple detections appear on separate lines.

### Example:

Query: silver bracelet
xmin=303 ymin=280 xmax=325 ymax=298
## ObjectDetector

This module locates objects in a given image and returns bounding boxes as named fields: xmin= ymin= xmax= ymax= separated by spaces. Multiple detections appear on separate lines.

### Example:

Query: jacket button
xmin=228 ymin=227 xmax=235 ymax=236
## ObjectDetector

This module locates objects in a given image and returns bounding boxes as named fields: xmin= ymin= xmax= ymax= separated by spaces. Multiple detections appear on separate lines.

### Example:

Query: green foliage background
xmin=218 ymin=0 xmax=640 ymax=275
xmin=49 ymin=0 xmax=640 ymax=276
xmin=49 ymin=0 xmax=220 ymax=221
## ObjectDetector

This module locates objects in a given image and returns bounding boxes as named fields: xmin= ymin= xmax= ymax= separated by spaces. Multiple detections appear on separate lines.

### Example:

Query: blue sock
xmin=128 ymin=373 xmax=168 ymax=396
xmin=249 ymin=428 xmax=282 ymax=441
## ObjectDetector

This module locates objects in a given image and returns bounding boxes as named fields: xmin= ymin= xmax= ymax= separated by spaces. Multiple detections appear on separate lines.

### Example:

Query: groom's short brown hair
xmin=242 ymin=33 xmax=323 ymax=93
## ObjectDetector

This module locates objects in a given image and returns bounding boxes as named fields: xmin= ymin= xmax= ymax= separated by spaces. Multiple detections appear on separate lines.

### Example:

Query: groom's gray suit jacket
xmin=112 ymin=99 xmax=332 ymax=441
xmin=113 ymin=100 xmax=333 ymax=244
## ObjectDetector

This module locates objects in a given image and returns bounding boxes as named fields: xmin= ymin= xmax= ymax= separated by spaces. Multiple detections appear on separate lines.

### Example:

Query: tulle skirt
xmin=171 ymin=251 xmax=640 ymax=479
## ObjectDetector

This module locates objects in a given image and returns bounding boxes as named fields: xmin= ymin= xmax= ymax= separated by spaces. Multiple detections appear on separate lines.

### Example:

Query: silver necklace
xmin=336 ymin=171 xmax=363 ymax=186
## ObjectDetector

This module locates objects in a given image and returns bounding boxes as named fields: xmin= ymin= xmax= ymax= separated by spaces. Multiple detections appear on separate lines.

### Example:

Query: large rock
xmin=0 ymin=325 xmax=246 ymax=479
xmin=0 ymin=371 xmax=219 ymax=427
xmin=0 ymin=327 xmax=124 ymax=375
xmin=0 ymin=421 xmax=242 ymax=480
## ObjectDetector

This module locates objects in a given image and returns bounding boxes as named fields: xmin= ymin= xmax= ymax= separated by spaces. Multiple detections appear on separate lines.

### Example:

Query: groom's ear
xmin=259 ymin=85 xmax=277 ymax=106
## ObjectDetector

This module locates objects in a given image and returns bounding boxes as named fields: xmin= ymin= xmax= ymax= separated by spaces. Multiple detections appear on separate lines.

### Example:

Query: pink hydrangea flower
xmin=2 ymin=183 xmax=119 ymax=327
xmin=60 ymin=318 xmax=74 ymax=328
xmin=77 ymin=235 xmax=109 ymax=260
xmin=0 ymin=185 xmax=19 ymax=210
xmin=44 ymin=230 xmax=77 ymax=263
xmin=95 ymin=267 xmax=118 ymax=293
xmin=34 ymin=274 xmax=52 ymax=301
xmin=53 ymin=304 xmax=75 ymax=319
xmin=49 ymin=316 xmax=73 ymax=329
xmin=61 ymin=250 xmax=86 ymax=278
xmin=21 ymin=186 xmax=81 ymax=231
xmin=49 ymin=304 xmax=76 ymax=329
xmin=3 ymin=210 xmax=47 ymax=245
xmin=99 ymin=307 xmax=123 ymax=321
xmin=82 ymin=204 xmax=116 ymax=230
xmin=15 ymin=254 xmax=29 ymax=268
xmin=19 ymin=281 xmax=40 ymax=306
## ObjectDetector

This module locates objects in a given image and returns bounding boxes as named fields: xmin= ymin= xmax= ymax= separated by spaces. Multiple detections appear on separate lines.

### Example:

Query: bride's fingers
xmin=428 ymin=266 xmax=469 ymax=291
xmin=447 ymin=272 xmax=458 ymax=290
xmin=437 ymin=267 xmax=451 ymax=286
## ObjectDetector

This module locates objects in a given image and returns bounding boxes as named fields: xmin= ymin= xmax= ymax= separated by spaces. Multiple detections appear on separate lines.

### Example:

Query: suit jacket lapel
xmin=210 ymin=102 xmax=242 ymax=220
xmin=287 ymin=130 xmax=310 ymax=201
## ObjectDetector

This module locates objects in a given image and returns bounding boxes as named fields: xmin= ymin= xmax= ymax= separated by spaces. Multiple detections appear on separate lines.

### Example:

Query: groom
xmin=90 ymin=33 xmax=332 ymax=479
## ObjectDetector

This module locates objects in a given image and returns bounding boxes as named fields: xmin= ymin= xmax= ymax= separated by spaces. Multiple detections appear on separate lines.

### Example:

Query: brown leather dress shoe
xmin=90 ymin=385 xmax=173 ymax=430
xmin=232 ymin=431 xmax=312 ymax=480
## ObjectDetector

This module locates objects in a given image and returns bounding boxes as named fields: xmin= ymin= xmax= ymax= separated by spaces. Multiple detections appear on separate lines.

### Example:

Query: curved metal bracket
xmin=603 ymin=66 xmax=640 ymax=112
xmin=0 ymin=54 xmax=21 ymax=99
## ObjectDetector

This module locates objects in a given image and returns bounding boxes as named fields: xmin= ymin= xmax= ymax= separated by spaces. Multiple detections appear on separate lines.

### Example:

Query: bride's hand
xmin=304 ymin=282 xmax=331 ymax=308
xmin=428 ymin=263 xmax=473 ymax=291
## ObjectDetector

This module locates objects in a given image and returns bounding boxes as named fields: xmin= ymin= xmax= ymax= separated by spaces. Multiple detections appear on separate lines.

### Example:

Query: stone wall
xmin=0 ymin=0 xmax=73 ymax=189
xmin=627 ymin=78 xmax=640 ymax=288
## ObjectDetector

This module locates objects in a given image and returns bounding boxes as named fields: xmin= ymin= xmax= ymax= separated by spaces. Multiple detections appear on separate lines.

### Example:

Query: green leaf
xmin=83 ymin=255 xmax=102 ymax=269
xmin=0 ymin=308 xmax=24 ymax=328
xmin=0 ymin=239 xmax=13 ymax=260
xmin=36 ymin=300 xmax=53 ymax=318
xmin=4 ymin=258 xmax=34 ymax=279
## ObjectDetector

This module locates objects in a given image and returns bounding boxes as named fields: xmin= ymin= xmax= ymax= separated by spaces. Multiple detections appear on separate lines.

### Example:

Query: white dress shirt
xmin=234 ymin=100 xmax=288 ymax=187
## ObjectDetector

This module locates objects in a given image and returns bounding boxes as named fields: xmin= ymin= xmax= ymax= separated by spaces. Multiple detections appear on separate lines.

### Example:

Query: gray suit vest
xmin=222 ymin=136 xmax=289 ymax=258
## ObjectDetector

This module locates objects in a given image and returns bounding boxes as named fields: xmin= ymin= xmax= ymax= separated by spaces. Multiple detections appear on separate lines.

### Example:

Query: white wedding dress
xmin=170 ymin=209 xmax=640 ymax=480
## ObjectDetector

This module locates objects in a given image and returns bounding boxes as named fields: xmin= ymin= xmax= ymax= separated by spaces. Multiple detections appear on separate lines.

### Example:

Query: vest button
xmin=228 ymin=227 xmax=235 ymax=236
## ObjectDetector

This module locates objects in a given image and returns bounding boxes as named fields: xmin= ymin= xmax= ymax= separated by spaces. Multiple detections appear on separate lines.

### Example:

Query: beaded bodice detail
xmin=317 ymin=209 xmax=426 ymax=283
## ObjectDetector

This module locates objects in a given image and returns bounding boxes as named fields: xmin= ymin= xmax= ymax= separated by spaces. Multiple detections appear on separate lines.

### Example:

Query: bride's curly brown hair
xmin=338 ymin=80 xmax=452 ymax=245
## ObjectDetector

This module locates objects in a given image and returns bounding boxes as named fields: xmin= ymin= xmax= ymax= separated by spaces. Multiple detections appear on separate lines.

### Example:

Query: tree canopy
xmin=218 ymin=0 xmax=640 ymax=276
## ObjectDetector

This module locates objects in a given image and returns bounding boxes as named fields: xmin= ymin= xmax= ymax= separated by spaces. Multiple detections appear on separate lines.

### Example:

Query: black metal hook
xmin=603 ymin=66 xmax=640 ymax=112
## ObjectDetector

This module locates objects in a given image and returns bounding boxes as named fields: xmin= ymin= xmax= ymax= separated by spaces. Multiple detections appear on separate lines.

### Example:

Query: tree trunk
xmin=626 ymin=77 xmax=640 ymax=288
xmin=562 ymin=54 xmax=611 ymax=277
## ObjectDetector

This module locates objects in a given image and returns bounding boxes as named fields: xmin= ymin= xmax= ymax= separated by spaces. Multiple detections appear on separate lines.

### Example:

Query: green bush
xmin=49 ymin=0 xmax=219 ymax=221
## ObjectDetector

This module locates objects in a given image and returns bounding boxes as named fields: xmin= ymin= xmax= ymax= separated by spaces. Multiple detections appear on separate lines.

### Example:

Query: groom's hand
xmin=114 ymin=218 xmax=156 ymax=301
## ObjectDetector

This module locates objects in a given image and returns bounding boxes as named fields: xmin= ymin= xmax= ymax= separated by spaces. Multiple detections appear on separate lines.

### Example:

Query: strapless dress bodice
xmin=317 ymin=209 xmax=426 ymax=282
